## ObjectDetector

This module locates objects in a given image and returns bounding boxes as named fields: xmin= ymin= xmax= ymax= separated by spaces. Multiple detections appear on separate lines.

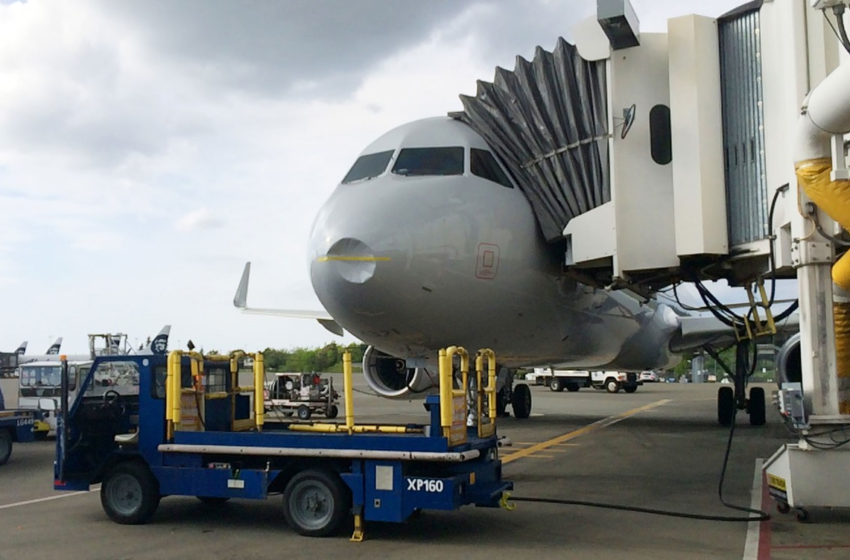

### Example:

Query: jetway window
xmin=471 ymin=148 xmax=513 ymax=188
xmin=649 ymin=104 xmax=672 ymax=165
xmin=341 ymin=150 xmax=394 ymax=184
xmin=392 ymin=147 xmax=464 ymax=177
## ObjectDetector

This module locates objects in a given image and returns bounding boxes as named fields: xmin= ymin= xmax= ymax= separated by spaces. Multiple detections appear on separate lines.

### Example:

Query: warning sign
xmin=449 ymin=395 xmax=467 ymax=445
xmin=767 ymin=474 xmax=788 ymax=502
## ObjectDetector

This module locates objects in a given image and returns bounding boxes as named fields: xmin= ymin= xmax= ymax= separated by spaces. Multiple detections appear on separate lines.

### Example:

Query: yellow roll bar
xmin=165 ymin=349 xmax=265 ymax=439
xmin=475 ymin=348 xmax=497 ymax=438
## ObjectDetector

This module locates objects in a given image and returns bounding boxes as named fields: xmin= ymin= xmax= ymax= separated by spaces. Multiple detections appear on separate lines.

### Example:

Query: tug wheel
xmin=101 ymin=461 xmax=160 ymax=524
xmin=297 ymin=405 xmax=312 ymax=421
xmin=776 ymin=502 xmax=790 ymax=514
xmin=0 ymin=430 xmax=11 ymax=466
xmin=325 ymin=405 xmax=339 ymax=419
xmin=283 ymin=469 xmax=350 ymax=537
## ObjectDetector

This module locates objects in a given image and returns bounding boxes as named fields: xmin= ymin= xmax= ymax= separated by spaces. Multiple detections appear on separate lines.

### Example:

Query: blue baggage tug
xmin=54 ymin=346 xmax=512 ymax=540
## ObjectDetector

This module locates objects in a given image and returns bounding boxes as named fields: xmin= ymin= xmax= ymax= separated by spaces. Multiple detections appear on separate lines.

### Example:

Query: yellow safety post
xmin=350 ymin=513 xmax=364 ymax=542
xmin=254 ymin=352 xmax=264 ymax=431
xmin=166 ymin=350 xmax=182 ymax=440
xmin=344 ymin=351 xmax=355 ymax=435
xmin=475 ymin=348 xmax=497 ymax=438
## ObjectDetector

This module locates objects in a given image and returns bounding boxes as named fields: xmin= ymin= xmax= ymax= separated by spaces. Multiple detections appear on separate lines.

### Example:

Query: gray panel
xmin=452 ymin=38 xmax=609 ymax=243
xmin=719 ymin=7 xmax=767 ymax=246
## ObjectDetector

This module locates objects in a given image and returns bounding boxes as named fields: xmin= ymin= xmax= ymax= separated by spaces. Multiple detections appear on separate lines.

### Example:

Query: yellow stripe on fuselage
xmin=316 ymin=256 xmax=391 ymax=262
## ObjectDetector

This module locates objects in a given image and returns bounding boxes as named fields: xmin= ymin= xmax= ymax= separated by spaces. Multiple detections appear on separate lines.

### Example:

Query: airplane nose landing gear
xmin=707 ymin=339 xmax=766 ymax=427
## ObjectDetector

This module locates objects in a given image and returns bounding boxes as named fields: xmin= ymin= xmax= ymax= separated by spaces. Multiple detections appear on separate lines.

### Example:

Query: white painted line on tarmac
xmin=0 ymin=485 xmax=100 ymax=510
xmin=742 ymin=459 xmax=764 ymax=560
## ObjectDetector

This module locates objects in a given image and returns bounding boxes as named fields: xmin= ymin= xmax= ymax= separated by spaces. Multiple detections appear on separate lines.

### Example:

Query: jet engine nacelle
xmin=362 ymin=346 xmax=437 ymax=399
xmin=776 ymin=333 xmax=802 ymax=386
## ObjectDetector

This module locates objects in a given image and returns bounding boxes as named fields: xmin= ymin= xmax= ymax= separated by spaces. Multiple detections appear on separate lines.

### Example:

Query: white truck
xmin=528 ymin=368 xmax=641 ymax=394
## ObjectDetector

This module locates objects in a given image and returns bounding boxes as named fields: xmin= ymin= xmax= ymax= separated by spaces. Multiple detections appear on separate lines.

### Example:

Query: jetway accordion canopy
xmin=452 ymin=37 xmax=609 ymax=243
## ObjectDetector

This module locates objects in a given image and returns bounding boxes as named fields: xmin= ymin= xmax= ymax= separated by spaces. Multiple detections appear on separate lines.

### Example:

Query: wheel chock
xmin=499 ymin=492 xmax=516 ymax=511
xmin=350 ymin=513 xmax=365 ymax=542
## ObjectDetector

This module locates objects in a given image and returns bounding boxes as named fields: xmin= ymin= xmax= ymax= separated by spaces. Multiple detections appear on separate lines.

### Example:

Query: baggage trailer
xmin=54 ymin=347 xmax=511 ymax=539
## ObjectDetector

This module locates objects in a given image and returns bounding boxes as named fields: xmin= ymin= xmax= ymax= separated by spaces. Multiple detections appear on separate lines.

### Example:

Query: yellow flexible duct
xmin=796 ymin=157 xmax=850 ymax=412
xmin=835 ymin=301 xmax=850 ymax=414
xmin=795 ymin=158 xmax=850 ymax=290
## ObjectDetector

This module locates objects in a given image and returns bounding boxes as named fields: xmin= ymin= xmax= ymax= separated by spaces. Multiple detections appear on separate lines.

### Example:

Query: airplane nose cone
xmin=320 ymin=237 xmax=378 ymax=284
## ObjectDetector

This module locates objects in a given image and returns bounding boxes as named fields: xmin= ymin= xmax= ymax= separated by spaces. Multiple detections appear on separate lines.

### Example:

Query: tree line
xmin=261 ymin=342 xmax=368 ymax=373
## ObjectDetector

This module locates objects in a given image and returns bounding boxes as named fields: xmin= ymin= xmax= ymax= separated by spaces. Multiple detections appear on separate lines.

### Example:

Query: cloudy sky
xmin=0 ymin=0 xmax=745 ymax=354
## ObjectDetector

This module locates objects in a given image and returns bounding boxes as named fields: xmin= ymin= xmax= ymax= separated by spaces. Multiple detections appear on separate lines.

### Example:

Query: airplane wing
xmin=233 ymin=262 xmax=344 ymax=337
xmin=670 ymin=311 xmax=798 ymax=353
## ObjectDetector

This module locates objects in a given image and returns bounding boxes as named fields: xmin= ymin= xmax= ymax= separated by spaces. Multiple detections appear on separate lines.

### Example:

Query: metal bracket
xmin=831 ymin=134 xmax=850 ymax=181
xmin=745 ymin=279 xmax=777 ymax=338
xmin=791 ymin=239 xmax=834 ymax=268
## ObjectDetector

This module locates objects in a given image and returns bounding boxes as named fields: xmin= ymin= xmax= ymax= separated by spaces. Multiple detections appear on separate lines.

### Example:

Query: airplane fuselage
xmin=309 ymin=118 xmax=680 ymax=371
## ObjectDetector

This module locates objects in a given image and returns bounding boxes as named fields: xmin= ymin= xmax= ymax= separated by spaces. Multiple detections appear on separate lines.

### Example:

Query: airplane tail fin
xmin=46 ymin=337 xmax=62 ymax=355
xmin=15 ymin=341 xmax=27 ymax=355
xmin=141 ymin=325 xmax=170 ymax=355
xmin=234 ymin=262 xmax=251 ymax=309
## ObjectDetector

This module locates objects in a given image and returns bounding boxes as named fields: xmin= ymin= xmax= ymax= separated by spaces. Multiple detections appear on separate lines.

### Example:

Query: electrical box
xmin=597 ymin=0 xmax=640 ymax=50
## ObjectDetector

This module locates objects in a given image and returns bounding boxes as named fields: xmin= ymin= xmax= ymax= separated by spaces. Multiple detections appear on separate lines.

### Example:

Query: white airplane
xmin=235 ymin=117 xmax=795 ymax=422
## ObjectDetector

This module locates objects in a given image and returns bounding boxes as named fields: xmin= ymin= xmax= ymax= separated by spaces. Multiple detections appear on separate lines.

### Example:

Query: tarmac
xmin=2 ymin=379 xmax=849 ymax=559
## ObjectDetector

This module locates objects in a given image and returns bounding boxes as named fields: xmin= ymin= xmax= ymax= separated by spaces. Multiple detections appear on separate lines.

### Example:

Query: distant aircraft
xmin=235 ymin=117 xmax=794 ymax=418
xmin=45 ymin=338 xmax=62 ymax=355
xmin=15 ymin=341 xmax=27 ymax=356
xmin=14 ymin=326 xmax=170 ymax=366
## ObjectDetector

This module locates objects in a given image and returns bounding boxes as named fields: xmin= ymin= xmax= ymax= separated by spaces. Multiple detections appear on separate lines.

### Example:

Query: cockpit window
xmin=471 ymin=148 xmax=513 ymax=188
xmin=342 ymin=150 xmax=394 ymax=184
xmin=392 ymin=147 xmax=464 ymax=177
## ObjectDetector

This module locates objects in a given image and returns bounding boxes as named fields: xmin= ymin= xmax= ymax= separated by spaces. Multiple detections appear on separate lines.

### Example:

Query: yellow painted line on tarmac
xmin=525 ymin=454 xmax=556 ymax=459
xmin=502 ymin=399 xmax=671 ymax=465
xmin=317 ymin=256 xmax=391 ymax=262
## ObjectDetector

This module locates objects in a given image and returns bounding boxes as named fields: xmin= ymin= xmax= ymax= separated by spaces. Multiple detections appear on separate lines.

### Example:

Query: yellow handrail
xmin=475 ymin=349 xmax=497 ymax=438
xmin=344 ymin=352 xmax=355 ymax=434
xmin=254 ymin=352 xmax=264 ymax=430
xmin=165 ymin=349 xmax=265 ymax=436
xmin=439 ymin=346 xmax=469 ymax=445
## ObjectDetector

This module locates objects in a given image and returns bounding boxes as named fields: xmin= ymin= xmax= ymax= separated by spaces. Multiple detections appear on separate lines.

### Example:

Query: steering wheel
xmin=102 ymin=390 xmax=126 ymax=415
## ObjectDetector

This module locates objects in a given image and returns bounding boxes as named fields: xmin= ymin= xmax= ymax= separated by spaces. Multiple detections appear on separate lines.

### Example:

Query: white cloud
xmin=175 ymin=207 xmax=226 ymax=231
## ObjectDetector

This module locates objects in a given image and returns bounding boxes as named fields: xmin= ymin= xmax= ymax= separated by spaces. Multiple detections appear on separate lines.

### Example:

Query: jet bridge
xmin=456 ymin=0 xmax=850 ymax=519
xmin=453 ymin=0 xmax=817 ymax=292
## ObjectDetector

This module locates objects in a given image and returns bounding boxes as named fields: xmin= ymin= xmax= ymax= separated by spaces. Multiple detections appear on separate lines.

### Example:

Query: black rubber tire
xmin=606 ymin=379 xmax=620 ymax=394
xmin=748 ymin=387 xmax=766 ymax=426
xmin=197 ymin=496 xmax=230 ymax=506
xmin=297 ymin=405 xmax=311 ymax=421
xmin=101 ymin=461 xmax=160 ymax=525
xmin=325 ymin=405 xmax=339 ymax=419
xmin=624 ymin=385 xmax=638 ymax=394
xmin=718 ymin=386 xmax=735 ymax=426
xmin=283 ymin=469 xmax=350 ymax=537
xmin=512 ymin=384 xmax=532 ymax=419
xmin=0 ymin=429 xmax=12 ymax=466
xmin=796 ymin=509 xmax=809 ymax=523
xmin=550 ymin=378 xmax=564 ymax=392
xmin=496 ymin=393 xmax=508 ymax=417
xmin=777 ymin=502 xmax=791 ymax=514
xmin=566 ymin=383 xmax=580 ymax=392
